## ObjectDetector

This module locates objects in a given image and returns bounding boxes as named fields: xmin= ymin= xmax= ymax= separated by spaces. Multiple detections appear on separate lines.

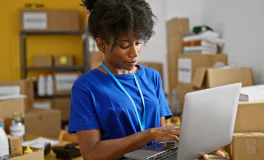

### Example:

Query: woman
xmin=68 ymin=0 xmax=225 ymax=159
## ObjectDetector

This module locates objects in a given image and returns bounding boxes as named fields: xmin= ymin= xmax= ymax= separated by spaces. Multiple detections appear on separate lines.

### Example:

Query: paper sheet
xmin=178 ymin=58 xmax=192 ymax=83
xmin=22 ymin=137 xmax=59 ymax=149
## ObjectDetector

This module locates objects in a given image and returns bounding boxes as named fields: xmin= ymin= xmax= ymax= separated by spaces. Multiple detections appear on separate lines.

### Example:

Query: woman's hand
xmin=201 ymin=150 xmax=225 ymax=159
xmin=150 ymin=126 xmax=180 ymax=142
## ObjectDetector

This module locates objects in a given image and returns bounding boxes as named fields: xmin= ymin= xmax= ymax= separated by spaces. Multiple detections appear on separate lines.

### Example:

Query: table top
xmin=24 ymin=134 xmax=83 ymax=160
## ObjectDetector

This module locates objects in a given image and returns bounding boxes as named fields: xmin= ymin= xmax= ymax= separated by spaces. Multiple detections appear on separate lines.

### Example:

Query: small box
xmin=24 ymin=109 xmax=61 ymax=138
xmin=54 ymin=98 xmax=71 ymax=121
xmin=54 ymin=56 xmax=74 ymax=67
xmin=54 ymin=72 xmax=80 ymax=95
xmin=20 ymin=9 xmax=79 ymax=31
xmin=33 ymin=56 xmax=52 ymax=67
xmin=0 ymin=99 xmax=26 ymax=118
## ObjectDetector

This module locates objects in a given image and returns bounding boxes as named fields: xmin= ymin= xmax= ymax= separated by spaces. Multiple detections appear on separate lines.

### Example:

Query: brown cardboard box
xmin=177 ymin=54 xmax=228 ymax=85
xmin=167 ymin=18 xmax=189 ymax=38
xmin=54 ymin=56 xmax=74 ymax=67
xmin=167 ymin=54 xmax=178 ymax=94
xmin=167 ymin=36 xmax=184 ymax=53
xmin=0 ymin=79 xmax=34 ymax=112
xmin=54 ymin=98 xmax=71 ymax=121
xmin=0 ymin=99 xmax=25 ymax=118
xmin=10 ymin=148 xmax=44 ymax=160
xmin=231 ymin=133 xmax=264 ymax=160
xmin=90 ymin=51 xmax=103 ymax=69
xmin=175 ymin=83 xmax=194 ymax=108
xmin=24 ymin=109 xmax=61 ymax=138
xmin=0 ymin=118 xmax=12 ymax=134
xmin=235 ymin=101 xmax=264 ymax=132
xmin=192 ymin=68 xmax=253 ymax=89
xmin=33 ymin=56 xmax=52 ymax=67
xmin=20 ymin=9 xmax=79 ymax=31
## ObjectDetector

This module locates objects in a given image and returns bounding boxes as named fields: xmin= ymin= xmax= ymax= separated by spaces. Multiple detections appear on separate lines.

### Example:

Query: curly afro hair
xmin=82 ymin=0 xmax=156 ymax=44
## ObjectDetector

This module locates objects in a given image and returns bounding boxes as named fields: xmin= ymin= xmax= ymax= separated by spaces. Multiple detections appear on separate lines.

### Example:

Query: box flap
xmin=192 ymin=67 xmax=209 ymax=88
xmin=207 ymin=68 xmax=253 ymax=88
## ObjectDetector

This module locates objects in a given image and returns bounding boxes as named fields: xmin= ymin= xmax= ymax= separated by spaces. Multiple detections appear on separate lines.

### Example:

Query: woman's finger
xmin=202 ymin=154 xmax=209 ymax=159
xmin=212 ymin=150 xmax=225 ymax=157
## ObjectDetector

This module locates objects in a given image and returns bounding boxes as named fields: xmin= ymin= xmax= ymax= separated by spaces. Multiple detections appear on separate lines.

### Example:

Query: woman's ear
xmin=95 ymin=38 xmax=105 ymax=52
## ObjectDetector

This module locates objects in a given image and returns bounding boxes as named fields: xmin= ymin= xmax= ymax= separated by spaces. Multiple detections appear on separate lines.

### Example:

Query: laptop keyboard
xmin=147 ymin=147 xmax=178 ymax=160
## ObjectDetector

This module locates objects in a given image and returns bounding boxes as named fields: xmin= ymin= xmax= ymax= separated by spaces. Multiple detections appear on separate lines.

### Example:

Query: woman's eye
xmin=120 ymin=46 xmax=129 ymax=49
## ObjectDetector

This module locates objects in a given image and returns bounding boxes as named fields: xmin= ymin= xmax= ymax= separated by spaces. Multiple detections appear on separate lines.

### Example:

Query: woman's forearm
xmin=84 ymin=129 xmax=155 ymax=160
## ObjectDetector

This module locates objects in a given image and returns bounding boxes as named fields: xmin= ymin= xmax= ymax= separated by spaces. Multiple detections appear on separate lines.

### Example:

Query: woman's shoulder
xmin=138 ymin=64 xmax=161 ymax=78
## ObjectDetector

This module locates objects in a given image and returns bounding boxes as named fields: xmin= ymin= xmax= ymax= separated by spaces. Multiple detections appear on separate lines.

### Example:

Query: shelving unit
xmin=19 ymin=28 xmax=90 ymax=79
xmin=20 ymin=25 xmax=91 ymax=100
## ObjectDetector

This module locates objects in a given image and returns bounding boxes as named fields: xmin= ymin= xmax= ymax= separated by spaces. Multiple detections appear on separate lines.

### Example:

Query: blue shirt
xmin=68 ymin=65 xmax=172 ymax=143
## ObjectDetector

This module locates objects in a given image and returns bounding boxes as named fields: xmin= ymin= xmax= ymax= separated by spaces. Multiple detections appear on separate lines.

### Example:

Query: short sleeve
xmin=155 ymin=73 xmax=172 ymax=120
xmin=68 ymin=84 xmax=100 ymax=133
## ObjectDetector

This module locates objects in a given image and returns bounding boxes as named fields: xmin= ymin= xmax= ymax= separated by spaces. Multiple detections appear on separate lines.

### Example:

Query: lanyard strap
xmin=101 ymin=62 xmax=146 ymax=131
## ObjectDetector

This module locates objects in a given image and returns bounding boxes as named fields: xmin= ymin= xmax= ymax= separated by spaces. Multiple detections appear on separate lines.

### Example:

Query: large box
xmin=231 ymin=133 xmax=264 ymax=160
xmin=24 ymin=109 xmax=61 ymax=138
xmin=168 ymin=54 xmax=178 ymax=94
xmin=167 ymin=36 xmax=184 ymax=54
xmin=235 ymin=101 xmax=264 ymax=132
xmin=54 ymin=98 xmax=71 ymax=121
xmin=167 ymin=18 xmax=189 ymax=38
xmin=0 ymin=79 xmax=34 ymax=112
xmin=192 ymin=68 xmax=253 ymax=89
xmin=20 ymin=9 xmax=79 ymax=31
xmin=54 ymin=56 xmax=74 ymax=67
xmin=0 ymin=99 xmax=25 ymax=118
xmin=33 ymin=56 xmax=52 ymax=67
xmin=177 ymin=54 xmax=228 ymax=85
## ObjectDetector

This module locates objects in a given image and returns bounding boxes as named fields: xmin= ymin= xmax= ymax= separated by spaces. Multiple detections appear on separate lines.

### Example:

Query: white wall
xmin=201 ymin=0 xmax=264 ymax=84
xmin=140 ymin=0 xmax=203 ymax=93
xmin=139 ymin=0 xmax=168 ymax=92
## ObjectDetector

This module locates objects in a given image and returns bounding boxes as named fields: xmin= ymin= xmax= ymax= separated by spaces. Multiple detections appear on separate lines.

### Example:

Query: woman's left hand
xmin=201 ymin=149 xmax=225 ymax=159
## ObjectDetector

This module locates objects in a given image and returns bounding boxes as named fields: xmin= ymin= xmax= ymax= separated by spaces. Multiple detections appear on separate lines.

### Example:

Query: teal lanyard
xmin=101 ymin=62 xmax=146 ymax=131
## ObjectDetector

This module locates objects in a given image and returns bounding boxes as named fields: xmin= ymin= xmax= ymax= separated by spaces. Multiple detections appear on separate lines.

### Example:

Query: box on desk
xmin=230 ymin=132 xmax=264 ymax=160
xmin=54 ymin=98 xmax=71 ymax=121
xmin=10 ymin=148 xmax=44 ymax=160
xmin=24 ymin=109 xmax=61 ymax=138
xmin=0 ymin=98 xmax=25 ymax=118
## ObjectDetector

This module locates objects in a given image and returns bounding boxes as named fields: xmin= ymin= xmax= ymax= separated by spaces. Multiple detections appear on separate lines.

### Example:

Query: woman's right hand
xmin=150 ymin=126 xmax=180 ymax=142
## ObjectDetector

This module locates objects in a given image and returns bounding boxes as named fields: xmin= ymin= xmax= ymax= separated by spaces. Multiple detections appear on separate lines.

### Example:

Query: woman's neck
xmin=99 ymin=61 xmax=138 ymax=75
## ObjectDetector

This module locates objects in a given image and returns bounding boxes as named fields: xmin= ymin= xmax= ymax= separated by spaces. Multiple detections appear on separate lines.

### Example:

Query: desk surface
xmin=24 ymin=134 xmax=83 ymax=160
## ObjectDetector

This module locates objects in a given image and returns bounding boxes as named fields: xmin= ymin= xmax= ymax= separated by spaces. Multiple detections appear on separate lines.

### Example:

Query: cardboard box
xmin=54 ymin=98 xmax=71 ymax=121
xmin=0 ymin=99 xmax=25 ymax=118
xmin=167 ymin=18 xmax=189 ymax=38
xmin=0 ymin=79 xmax=34 ymax=112
xmin=231 ymin=133 xmax=264 ymax=160
xmin=177 ymin=54 xmax=227 ymax=84
xmin=192 ymin=68 xmax=253 ymax=89
xmin=20 ymin=9 xmax=79 ymax=31
xmin=33 ymin=56 xmax=52 ymax=67
xmin=10 ymin=148 xmax=44 ymax=160
xmin=235 ymin=101 xmax=264 ymax=132
xmin=90 ymin=51 xmax=103 ymax=69
xmin=54 ymin=72 xmax=80 ymax=95
xmin=167 ymin=36 xmax=184 ymax=54
xmin=175 ymin=84 xmax=194 ymax=109
xmin=54 ymin=56 xmax=74 ymax=67
xmin=167 ymin=54 xmax=178 ymax=94
xmin=24 ymin=109 xmax=61 ymax=138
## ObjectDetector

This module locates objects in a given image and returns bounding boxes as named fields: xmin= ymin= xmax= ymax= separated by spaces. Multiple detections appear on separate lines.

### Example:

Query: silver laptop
xmin=125 ymin=83 xmax=241 ymax=160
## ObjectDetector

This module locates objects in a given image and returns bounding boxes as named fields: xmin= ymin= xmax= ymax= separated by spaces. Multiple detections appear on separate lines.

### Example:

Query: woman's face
xmin=102 ymin=31 xmax=142 ymax=71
